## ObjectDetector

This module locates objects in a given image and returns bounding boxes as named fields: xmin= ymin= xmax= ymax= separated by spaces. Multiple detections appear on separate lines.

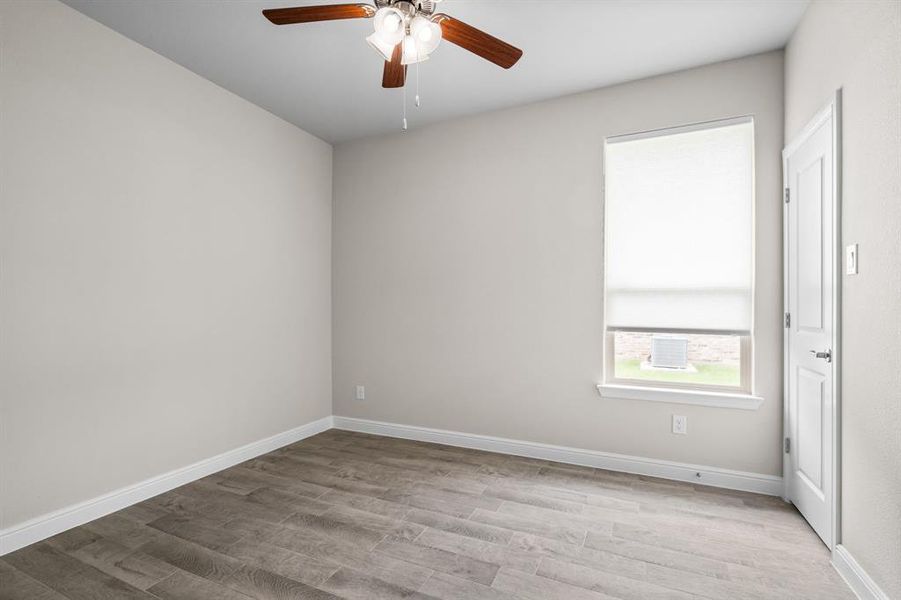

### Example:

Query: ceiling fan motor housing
xmin=375 ymin=0 xmax=438 ymax=17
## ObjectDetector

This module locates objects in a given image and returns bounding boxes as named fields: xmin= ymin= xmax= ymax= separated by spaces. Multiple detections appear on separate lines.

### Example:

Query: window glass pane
xmin=613 ymin=331 xmax=741 ymax=388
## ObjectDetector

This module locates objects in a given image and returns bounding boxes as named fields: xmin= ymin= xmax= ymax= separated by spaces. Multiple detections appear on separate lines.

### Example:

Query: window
xmin=602 ymin=118 xmax=754 ymax=396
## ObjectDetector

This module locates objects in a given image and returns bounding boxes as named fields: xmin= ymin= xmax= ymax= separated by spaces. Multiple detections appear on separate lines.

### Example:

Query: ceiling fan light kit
xmin=367 ymin=3 xmax=438 ymax=65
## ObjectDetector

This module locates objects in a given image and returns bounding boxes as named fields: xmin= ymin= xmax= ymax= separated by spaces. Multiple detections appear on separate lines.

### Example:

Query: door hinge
xmin=784 ymin=312 xmax=791 ymax=328
xmin=784 ymin=437 xmax=791 ymax=453
xmin=784 ymin=188 xmax=790 ymax=204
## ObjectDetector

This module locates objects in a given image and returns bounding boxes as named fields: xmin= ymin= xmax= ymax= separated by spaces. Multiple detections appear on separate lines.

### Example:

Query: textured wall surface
xmin=0 ymin=0 xmax=333 ymax=529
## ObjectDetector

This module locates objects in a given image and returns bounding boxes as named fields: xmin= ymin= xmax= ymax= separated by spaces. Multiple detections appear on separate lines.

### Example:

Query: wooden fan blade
xmin=433 ymin=14 xmax=522 ymax=69
xmin=263 ymin=3 xmax=375 ymax=25
xmin=382 ymin=43 xmax=406 ymax=88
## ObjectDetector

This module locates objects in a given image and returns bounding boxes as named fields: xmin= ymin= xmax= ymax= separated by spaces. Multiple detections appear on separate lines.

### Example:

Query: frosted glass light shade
xmin=409 ymin=16 xmax=441 ymax=56
xmin=372 ymin=7 xmax=404 ymax=44
xmin=604 ymin=119 xmax=754 ymax=334
xmin=401 ymin=35 xmax=428 ymax=65
xmin=367 ymin=32 xmax=396 ymax=61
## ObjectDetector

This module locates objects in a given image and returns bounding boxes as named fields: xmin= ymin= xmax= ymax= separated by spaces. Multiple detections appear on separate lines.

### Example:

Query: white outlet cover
xmin=355 ymin=385 xmax=365 ymax=400
xmin=846 ymin=244 xmax=858 ymax=275
xmin=672 ymin=415 xmax=688 ymax=435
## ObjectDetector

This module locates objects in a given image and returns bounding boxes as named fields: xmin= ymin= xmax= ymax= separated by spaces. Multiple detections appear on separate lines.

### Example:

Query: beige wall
xmin=0 ymin=1 xmax=332 ymax=529
xmin=333 ymin=51 xmax=785 ymax=476
xmin=785 ymin=1 xmax=901 ymax=596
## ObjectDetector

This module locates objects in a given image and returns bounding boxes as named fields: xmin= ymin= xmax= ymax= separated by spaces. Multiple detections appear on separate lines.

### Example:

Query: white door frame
xmin=782 ymin=90 xmax=842 ymax=550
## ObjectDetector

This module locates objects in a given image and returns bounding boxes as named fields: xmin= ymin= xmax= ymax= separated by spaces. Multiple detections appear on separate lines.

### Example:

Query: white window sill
xmin=596 ymin=384 xmax=763 ymax=410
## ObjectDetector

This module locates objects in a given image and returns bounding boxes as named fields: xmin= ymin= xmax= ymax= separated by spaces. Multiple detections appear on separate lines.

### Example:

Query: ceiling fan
xmin=262 ymin=1 xmax=523 ymax=89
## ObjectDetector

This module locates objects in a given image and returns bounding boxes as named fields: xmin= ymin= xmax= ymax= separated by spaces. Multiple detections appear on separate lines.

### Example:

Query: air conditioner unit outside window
xmin=650 ymin=335 xmax=689 ymax=369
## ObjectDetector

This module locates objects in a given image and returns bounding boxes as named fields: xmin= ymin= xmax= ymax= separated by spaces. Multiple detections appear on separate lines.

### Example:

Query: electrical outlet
xmin=846 ymin=243 xmax=858 ymax=275
xmin=355 ymin=385 xmax=365 ymax=401
xmin=672 ymin=415 xmax=687 ymax=435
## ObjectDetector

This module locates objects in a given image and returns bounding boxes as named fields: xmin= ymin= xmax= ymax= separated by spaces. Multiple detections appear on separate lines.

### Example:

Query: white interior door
xmin=783 ymin=100 xmax=838 ymax=548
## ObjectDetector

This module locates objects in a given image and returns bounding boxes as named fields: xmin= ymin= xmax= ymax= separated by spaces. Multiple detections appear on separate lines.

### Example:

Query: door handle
xmin=809 ymin=349 xmax=832 ymax=363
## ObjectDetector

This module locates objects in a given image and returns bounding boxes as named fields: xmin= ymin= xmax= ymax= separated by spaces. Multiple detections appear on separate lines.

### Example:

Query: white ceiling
xmin=63 ymin=0 xmax=809 ymax=143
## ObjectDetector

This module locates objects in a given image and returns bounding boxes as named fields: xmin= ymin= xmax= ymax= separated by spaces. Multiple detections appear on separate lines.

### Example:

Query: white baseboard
xmin=332 ymin=416 xmax=783 ymax=496
xmin=833 ymin=544 xmax=891 ymax=600
xmin=0 ymin=415 xmax=333 ymax=556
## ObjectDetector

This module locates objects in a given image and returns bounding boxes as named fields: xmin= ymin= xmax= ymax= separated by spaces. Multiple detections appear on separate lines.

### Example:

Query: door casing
xmin=782 ymin=90 xmax=842 ymax=550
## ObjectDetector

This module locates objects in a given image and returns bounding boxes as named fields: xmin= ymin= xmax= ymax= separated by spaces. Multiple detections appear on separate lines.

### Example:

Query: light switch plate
xmin=846 ymin=244 xmax=858 ymax=275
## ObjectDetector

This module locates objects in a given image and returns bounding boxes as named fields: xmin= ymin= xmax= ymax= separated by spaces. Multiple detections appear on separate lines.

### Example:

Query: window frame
xmin=601 ymin=116 xmax=757 ymax=401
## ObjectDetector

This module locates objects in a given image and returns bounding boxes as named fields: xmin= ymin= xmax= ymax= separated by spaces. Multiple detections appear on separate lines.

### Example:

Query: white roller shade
xmin=604 ymin=118 xmax=754 ymax=334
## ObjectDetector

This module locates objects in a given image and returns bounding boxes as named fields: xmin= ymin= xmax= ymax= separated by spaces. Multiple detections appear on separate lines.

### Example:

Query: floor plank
xmin=404 ymin=508 xmax=514 ymax=544
xmin=374 ymin=537 xmax=500 ymax=585
xmin=223 ymin=564 xmax=342 ymax=600
xmin=138 ymin=534 xmax=241 ymax=583
xmin=418 ymin=571 xmax=519 ymax=600
xmin=147 ymin=570 xmax=253 ymax=600
xmin=319 ymin=567 xmax=439 ymax=600
xmin=0 ymin=560 xmax=69 ymax=600
xmin=414 ymin=528 xmax=541 ymax=574
xmin=3 ymin=543 xmax=155 ymax=600
xmin=536 ymin=556 xmax=695 ymax=600
xmin=68 ymin=538 xmax=175 ymax=590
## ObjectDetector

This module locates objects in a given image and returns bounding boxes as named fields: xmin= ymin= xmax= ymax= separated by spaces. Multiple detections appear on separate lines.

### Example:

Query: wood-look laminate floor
xmin=1 ymin=429 xmax=854 ymax=600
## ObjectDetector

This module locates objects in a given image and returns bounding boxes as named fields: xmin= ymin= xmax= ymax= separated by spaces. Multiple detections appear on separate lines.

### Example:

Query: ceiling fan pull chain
xmin=402 ymin=80 xmax=408 ymax=131
xmin=415 ymin=59 xmax=421 ymax=108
